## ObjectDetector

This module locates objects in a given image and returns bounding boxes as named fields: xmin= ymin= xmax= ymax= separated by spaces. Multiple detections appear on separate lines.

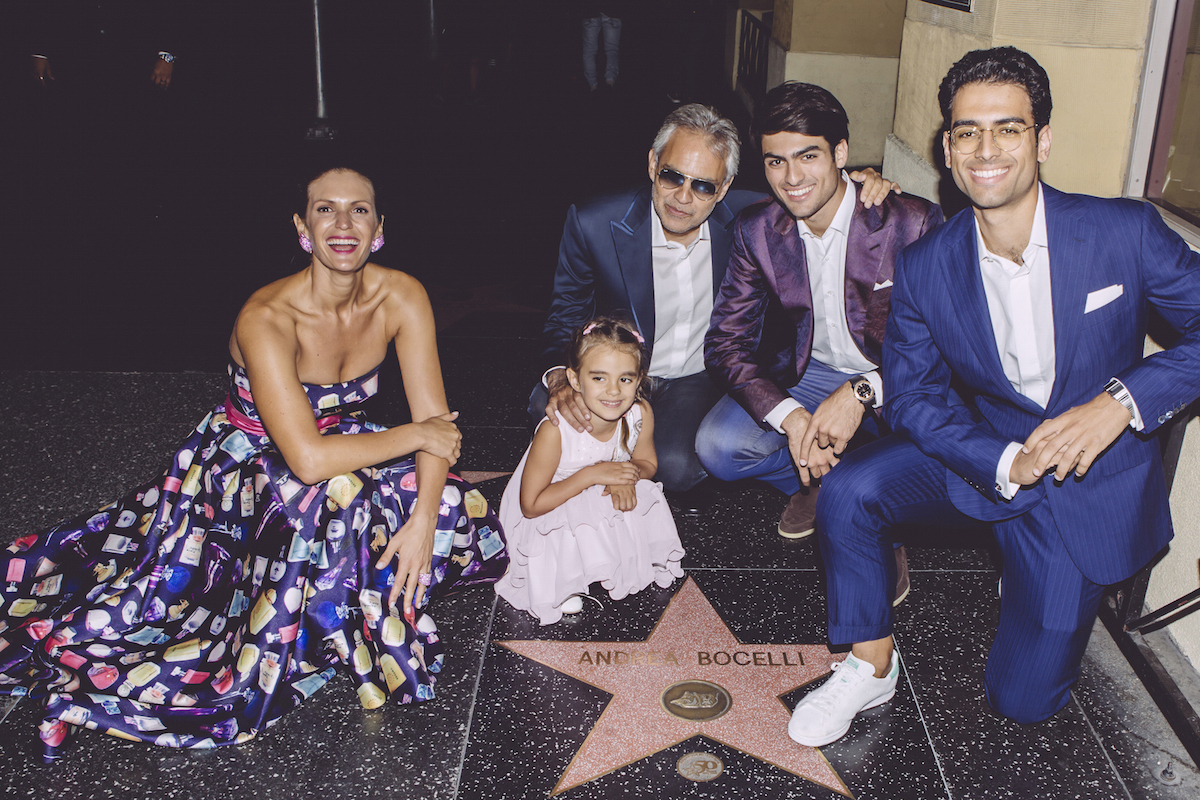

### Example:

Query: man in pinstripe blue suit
xmin=788 ymin=46 xmax=1200 ymax=748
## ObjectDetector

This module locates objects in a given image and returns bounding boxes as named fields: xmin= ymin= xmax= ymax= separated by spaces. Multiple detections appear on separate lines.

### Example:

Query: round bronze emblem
xmin=677 ymin=751 xmax=724 ymax=782
xmin=660 ymin=680 xmax=732 ymax=721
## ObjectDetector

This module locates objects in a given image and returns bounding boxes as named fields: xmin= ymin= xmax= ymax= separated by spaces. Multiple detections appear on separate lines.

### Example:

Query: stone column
xmin=766 ymin=0 xmax=907 ymax=166
xmin=886 ymin=0 xmax=1154 ymax=205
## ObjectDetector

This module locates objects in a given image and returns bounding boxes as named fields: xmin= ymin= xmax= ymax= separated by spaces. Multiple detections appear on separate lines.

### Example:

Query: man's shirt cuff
xmin=863 ymin=370 xmax=883 ymax=408
xmin=765 ymin=398 xmax=803 ymax=434
xmin=541 ymin=366 xmax=566 ymax=389
xmin=996 ymin=441 xmax=1023 ymax=500
xmin=1106 ymin=378 xmax=1144 ymax=431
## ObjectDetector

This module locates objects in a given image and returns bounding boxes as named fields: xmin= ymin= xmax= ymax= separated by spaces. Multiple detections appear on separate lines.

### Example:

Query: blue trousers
xmin=695 ymin=360 xmax=879 ymax=496
xmin=818 ymin=435 xmax=1106 ymax=724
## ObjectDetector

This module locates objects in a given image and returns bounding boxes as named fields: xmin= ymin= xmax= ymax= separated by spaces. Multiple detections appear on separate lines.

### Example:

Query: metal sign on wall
xmin=922 ymin=0 xmax=973 ymax=10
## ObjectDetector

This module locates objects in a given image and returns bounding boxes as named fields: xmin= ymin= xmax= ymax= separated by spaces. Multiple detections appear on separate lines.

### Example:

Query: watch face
xmin=854 ymin=380 xmax=874 ymax=403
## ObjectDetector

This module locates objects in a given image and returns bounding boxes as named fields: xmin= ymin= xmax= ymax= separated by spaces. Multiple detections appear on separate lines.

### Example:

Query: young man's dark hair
xmin=752 ymin=81 xmax=850 ymax=151
xmin=938 ymin=46 xmax=1053 ymax=130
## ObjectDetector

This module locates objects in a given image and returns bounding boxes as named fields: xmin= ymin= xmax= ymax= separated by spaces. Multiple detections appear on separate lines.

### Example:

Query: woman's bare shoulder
xmin=370 ymin=264 xmax=427 ymax=303
xmin=367 ymin=265 xmax=432 ymax=331
xmin=231 ymin=275 xmax=303 ymax=362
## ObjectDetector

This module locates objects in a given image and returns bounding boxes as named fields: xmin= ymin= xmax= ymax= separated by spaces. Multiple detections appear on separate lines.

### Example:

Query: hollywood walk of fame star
xmin=496 ymin=577 xmax=851 ymax=796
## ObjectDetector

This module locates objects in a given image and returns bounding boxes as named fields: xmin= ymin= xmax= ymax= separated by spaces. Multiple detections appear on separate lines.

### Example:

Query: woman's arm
xmin=237 ymin=294 xmax=460 ymax=487
xmin=373 ymin=274 xmax=457 ymax=611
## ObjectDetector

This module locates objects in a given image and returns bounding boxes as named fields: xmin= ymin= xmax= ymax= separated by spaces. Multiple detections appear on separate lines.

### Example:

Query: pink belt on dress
xmin=224 ymin=394 xmax=343 ymax=437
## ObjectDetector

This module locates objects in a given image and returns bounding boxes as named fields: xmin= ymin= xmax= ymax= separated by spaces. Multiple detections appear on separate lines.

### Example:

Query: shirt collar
xmin=798 ymin=170 xmax=854 ymax=240
xmin=975 ymin=183 xmax=1048 ymax=268
xmin=651 ymin=206 xmax=711 ymax=249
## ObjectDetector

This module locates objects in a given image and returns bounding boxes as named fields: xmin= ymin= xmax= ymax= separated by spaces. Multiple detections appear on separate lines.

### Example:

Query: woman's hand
xmin=602 ymin=483 xmax=638 ymax=511
xmin=585 ymin=461 xmax=640 ymax=488
xmin=376 ymin=511 xmax=436 ymax=615
xmin=415 ymin=412 xmax=461 ymax=465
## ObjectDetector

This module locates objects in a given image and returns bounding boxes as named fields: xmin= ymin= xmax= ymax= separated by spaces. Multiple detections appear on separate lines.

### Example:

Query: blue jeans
xmin=582 ymin=15 xmax=621 ymax=88
xmin=695 ymin=360 xmax=880 ymax=496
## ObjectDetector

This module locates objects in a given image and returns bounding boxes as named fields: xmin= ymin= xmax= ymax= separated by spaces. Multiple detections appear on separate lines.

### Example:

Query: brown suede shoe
xmin=892 ymin=545 xmax=910 ymax=607
xmin=778 ymin=488 xmax=818 ymax=538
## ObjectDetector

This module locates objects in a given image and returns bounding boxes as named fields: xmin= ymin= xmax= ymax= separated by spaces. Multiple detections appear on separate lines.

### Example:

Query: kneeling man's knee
xmin=695 ymin=425 xmax=738 ymax=483
xmin=655 ymin=449 xmax=704 ymax=493
xmin=985 ymin=675 xmax=1070 ymax=725
xmin=816 ymin=462 xmax=873 ymax=529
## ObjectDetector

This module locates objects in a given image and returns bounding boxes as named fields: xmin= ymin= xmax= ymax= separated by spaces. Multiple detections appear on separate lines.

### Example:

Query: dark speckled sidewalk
xmin=3 ymin=312 xmax=1199 ymax=798
xmin=2 ymin=4 xmax=1199 ymax=796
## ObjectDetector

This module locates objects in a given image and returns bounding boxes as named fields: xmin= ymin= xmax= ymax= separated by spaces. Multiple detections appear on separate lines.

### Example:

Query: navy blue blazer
xmin=883 ymin=184 xmax=1200 ymax=584
xmin=542 ymin=184 xmax=767 ymax=370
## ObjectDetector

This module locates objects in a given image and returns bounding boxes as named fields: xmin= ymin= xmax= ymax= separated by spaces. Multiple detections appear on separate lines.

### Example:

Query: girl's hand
xmin=602 ymin=483 xmax=638 ymax=511
xmin=415 ymin=412 xmax=461 ymax=465
xmin=585 ymin=461 xmax=640 ymax=487
xmin=376 ymin=512 xmax=436 ymax=615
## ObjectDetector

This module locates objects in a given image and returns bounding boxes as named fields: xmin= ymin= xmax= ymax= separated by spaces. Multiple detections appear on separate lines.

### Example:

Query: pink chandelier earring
xmin=371 ymin=235 xmax=385 ymax=253
xmin=299 ymin=233 xmax=313 ymax=253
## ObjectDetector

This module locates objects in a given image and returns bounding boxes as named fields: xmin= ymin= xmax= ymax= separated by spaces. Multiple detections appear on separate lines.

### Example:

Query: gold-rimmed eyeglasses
xmin=948 ymin=122 xmax=1037 ymax=154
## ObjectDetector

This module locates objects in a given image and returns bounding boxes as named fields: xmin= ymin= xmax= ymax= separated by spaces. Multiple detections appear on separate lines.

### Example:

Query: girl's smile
xmin=568 ymin=345 xmax=640 ymax=431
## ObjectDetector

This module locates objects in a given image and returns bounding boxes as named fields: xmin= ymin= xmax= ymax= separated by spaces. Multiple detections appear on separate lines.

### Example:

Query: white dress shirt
xmin=765 ymin=175 xmax=882 ymax=433
xmin=981 ymin=187 xmax=1055 ymax=498
xmin=648 ymin=210 xmax=713 ymax=379
xmin=986 ymin=186 xmax=1142 ymax=499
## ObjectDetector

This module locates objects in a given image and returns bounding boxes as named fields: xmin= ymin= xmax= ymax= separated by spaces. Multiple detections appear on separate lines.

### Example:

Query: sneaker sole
xmin=778 ymin=524 xmax=815 ymax=539
xmin=786 ymin=689 xmax=896 ymax=747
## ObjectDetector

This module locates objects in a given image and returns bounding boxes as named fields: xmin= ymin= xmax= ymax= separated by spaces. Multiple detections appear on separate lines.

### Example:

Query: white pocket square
xmin=1084 ymin=284 xmax=1123 ymax=313
xmin=873 ymin=279 xmax=893 ymax=291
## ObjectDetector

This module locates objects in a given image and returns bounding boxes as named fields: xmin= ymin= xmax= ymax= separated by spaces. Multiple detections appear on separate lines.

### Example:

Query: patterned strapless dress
xmin=0 ymin=363 xmax=508 ymax=760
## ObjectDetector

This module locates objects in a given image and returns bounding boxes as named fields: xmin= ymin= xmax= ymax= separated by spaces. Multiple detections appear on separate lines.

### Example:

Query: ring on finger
xmin=417 ymin=572 xmax=433 ymax=587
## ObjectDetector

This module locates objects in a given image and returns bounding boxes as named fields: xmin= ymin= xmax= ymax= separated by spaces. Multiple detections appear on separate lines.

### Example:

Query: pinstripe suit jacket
xmin=883 ymin=184 xmax=1200 ymax=584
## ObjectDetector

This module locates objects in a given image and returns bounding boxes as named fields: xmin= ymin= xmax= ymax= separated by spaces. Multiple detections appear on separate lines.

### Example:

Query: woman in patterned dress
xmin=0 ymin=167 xmax=508 ymax=759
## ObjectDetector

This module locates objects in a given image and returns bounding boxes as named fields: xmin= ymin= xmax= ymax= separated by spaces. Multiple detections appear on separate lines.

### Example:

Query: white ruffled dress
xmin=495 ymin=404 xmax=685 ymax=625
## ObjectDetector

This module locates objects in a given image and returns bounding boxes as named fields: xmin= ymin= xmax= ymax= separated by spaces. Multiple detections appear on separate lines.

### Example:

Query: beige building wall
xmin=888 ymin=0 xmax=1151 ymax=201
xmin=766 ymin=0 xmax=907 ymax=165
xmin=886 ymin=0 xmax=1200 ymax=670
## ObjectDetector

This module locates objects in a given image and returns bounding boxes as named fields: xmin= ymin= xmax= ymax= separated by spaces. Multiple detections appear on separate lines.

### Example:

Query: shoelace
xmin=806 ymin=661 xmax=868 ymax=715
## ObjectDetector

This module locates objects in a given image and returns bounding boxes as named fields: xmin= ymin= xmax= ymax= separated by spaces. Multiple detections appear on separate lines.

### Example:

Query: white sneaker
xmin=788 ymin=651 xmax=899 ymax=747
xmin=558 ymin=594 xmax=584 ymax=615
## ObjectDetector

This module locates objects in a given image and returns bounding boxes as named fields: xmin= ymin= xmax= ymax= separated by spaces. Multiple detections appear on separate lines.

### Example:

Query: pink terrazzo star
xmin=497 ymin=576 xmax=851 ymax=795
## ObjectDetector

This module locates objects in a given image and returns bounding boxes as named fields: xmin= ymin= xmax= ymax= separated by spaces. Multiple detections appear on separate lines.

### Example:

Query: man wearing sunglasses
xmin=791 ymin=47 xmax=1200 ymax=747
xmin=700 ymin=82 xmax=941 ymax=547
xmin=535 ymin=104 xmax=897 ymax=505
xmin=534 ymin=104 xmax=762 ymax=502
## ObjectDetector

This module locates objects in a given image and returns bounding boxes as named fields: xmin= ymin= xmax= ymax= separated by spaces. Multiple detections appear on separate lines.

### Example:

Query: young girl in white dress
xmin=496 ymin=318 xmax=685 ymax=624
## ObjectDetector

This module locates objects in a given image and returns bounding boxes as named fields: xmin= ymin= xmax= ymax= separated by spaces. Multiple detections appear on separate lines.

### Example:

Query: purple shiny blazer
xmin=705 ymin=182 xmax=942 ymax=426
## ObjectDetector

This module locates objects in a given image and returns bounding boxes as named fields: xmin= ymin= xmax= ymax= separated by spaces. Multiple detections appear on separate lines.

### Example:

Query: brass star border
xmin=496 ymin=576 xmax=852 ymax=796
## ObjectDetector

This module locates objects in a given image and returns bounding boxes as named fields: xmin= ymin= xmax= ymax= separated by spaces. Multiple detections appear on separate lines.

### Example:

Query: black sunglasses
xmin=656 ymin=168 xmax=719 ymax=198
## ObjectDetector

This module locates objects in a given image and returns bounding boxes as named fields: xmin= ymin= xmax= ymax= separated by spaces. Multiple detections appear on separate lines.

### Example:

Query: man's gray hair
xmin=651 ymin=104 xmax=741 ymax=184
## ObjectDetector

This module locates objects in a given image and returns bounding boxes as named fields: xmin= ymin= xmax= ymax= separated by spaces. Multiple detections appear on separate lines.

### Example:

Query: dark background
xmin=0 ymin=1 xmax=757 ymax=372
